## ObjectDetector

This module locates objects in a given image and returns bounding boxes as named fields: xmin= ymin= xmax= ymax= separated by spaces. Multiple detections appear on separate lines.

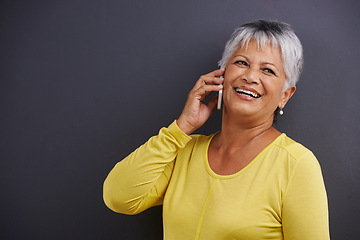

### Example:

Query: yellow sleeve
xmin=282 ymin=152 xmax=330 ymax=240
xmin=103 ymin=121 xmax=192 ymax=215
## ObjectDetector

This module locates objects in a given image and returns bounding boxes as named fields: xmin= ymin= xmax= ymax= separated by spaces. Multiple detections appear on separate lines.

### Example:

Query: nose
xmin=242 ymin=67 xmax=260 ymax=84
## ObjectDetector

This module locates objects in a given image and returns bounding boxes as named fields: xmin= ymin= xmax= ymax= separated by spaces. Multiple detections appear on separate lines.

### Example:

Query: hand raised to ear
xmin=177 ymin=68 xmax=224 ymax=135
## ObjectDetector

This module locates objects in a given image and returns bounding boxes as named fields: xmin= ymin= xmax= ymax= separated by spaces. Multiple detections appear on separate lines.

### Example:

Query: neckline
xmin=203 ymin=133 xmax=285 ymax=180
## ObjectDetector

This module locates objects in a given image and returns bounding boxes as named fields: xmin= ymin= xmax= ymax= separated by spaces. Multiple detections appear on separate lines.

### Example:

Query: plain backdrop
xmin=1 ymin=0 xmax=359 ymax=239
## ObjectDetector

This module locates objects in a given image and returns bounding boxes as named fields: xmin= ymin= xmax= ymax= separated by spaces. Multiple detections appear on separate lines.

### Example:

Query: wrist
xmin=176 ymin=117 xmax=195 ymax=135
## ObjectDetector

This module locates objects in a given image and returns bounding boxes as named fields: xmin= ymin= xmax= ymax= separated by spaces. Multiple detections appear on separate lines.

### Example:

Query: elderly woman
xmin=103 ymin=20 xmax=329 ymax=239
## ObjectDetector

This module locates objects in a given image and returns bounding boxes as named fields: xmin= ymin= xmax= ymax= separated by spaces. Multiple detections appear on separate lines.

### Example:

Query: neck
xmin=217 ymin=110 xmax=278 ymax=150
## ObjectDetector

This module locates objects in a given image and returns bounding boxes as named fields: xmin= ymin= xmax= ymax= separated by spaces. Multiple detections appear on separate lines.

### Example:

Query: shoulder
xmin=275 ymin=134 xmax=317 ymax=162
xmin=185 ymin=133 xmax=215 ymax=148
xmin=272 ymin=134 xmax=321 ymax=173
xmin=173 ymin=133 xmax=214 ymax=167
xmin=174 ymin=133 xmax=216 ymax=156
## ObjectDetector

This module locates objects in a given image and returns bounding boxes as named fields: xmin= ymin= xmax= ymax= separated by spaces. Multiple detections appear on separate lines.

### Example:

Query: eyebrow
xmin=234 ymin=55 xmax=280 ymax=72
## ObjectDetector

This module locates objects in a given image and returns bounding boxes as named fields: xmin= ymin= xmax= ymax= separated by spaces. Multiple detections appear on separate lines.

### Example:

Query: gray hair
xmin=218 ymin=20 xmax=303 ymax=91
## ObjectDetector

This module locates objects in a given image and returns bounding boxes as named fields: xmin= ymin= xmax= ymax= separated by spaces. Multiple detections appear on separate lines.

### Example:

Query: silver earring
xmin=279 ymin=108 xmax=284 ymax=115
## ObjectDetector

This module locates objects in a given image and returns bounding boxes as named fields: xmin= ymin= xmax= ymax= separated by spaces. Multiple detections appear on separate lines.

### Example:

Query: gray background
xmin=1 ymin=0 xmax=359 ymax=239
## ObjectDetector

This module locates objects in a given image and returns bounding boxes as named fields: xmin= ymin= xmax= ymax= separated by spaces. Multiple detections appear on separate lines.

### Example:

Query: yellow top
xmin=103 ymin=121 xmax=330 ymax=240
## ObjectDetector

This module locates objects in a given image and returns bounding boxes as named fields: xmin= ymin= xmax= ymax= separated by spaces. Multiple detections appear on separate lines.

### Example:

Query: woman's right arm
xmin=103 ymin=121 xmax=192 ymax=214
xmin=103 ymin=69 xmax=224 ymax=214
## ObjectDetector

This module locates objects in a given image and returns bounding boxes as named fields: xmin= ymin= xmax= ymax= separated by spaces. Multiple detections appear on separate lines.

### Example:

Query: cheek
xmin=222 ymin=82 xmax=232 ymax=100
xmin=263 ymin=78 xmax=284 ymax=94
xmin=223 ymin=68 xmax=244 ymax=87
xmin=221 ymin=80 xmax=233 ymax=104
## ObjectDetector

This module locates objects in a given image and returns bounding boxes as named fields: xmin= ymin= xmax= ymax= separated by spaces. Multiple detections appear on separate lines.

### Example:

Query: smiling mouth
xmin=235 ymin=88 xmax=261 ymax=98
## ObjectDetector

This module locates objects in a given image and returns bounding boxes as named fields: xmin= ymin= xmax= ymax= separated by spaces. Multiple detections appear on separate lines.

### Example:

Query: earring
xmin=279 ymin=108 xmax=284 ymax=115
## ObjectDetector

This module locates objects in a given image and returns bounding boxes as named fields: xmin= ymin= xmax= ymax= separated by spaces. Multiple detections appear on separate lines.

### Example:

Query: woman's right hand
xmin=177 ymin=68 xmax=225 ymax=135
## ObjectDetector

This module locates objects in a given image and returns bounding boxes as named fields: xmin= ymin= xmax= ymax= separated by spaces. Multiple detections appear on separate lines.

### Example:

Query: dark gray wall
xmin=1 ymin=0 xmax=359 ymax=239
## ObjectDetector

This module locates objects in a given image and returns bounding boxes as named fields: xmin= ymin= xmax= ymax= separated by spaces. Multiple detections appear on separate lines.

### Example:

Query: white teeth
xmin=235 ymin=88 xmax=260 ymax=98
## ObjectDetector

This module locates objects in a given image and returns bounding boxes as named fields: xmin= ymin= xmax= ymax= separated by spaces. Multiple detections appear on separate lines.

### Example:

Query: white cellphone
xmin=217 ymin=76 xmax=223 ymax=110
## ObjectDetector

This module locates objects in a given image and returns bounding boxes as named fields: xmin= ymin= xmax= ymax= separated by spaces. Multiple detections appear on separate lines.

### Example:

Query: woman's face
xmin=223 ymin=40 xmax=295 ymax=122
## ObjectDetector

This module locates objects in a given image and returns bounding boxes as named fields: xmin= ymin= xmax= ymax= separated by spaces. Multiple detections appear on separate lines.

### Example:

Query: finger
xmin=204 ymin=95 xmax=219 ymax=115
xmin=194 ymin=73 xmax=224 ymax=90
xmin=203 ymin=69 xmax=225 ymax=83
xmin=193 ymin=84 xmax=223 ymax=102
xmin=194 ymin=84 xmax=223 ymax=96
xmin=200 ymin=68 xmax=224 ymax=80
xmin=208 ymin=68 xmax=225 ymax=77
xmin=201 ymin=75 xmax=224 ymax=85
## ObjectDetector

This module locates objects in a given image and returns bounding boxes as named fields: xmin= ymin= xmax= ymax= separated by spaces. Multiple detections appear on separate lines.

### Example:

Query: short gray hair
xmin=218 ymin=20 xmax=303 ymax=91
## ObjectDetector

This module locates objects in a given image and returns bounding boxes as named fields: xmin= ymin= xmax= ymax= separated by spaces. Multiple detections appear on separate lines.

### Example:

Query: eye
xmin=263 ymin=68 xmax=276 ymax=76
xmin=234 ymin=60 xmax=248 ymax=66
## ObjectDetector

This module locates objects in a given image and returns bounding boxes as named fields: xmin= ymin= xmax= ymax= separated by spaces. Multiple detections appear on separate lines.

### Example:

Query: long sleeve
xmin=282 ymin=152 xmax=330 ymax=239
xmin=103 ymin=121 xmax=192 ymax=215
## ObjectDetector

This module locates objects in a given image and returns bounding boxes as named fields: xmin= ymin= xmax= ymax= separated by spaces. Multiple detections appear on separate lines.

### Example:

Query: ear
xmin=279 ymin=86 xmax=296 ymax=108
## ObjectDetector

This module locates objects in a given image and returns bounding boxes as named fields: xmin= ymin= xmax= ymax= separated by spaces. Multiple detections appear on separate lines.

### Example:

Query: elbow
xmin=103 ymin=182 xmax=140 ymax=215
xmin=103 ymin=195 xmax=140 ymax=215
xmin=103 ymin=182 xmax=125 ymax=214
xmin=103 ymin=191 xmax=120 ymax=213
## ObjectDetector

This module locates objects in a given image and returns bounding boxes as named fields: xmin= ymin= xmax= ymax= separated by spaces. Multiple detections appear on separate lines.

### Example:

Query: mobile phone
xmin=217 ymin=76 xmax=223 ymax=110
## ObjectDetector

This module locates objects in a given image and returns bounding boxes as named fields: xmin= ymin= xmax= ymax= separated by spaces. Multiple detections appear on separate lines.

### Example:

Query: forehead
xmin=233 ymin=40 xmax=284 ymax=66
